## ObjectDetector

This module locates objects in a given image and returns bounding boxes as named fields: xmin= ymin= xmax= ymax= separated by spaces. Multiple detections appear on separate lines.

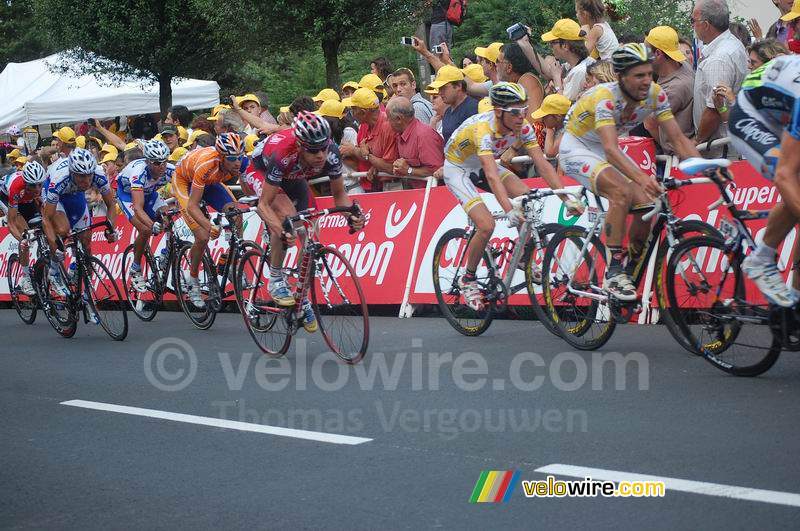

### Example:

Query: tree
xmin=0 ymin=1 xmax=54 ymax=72
xmin=260 ymin=0 xmax=428 ymax=89
xmin=32 ymin=0 xmax=257 ymax=115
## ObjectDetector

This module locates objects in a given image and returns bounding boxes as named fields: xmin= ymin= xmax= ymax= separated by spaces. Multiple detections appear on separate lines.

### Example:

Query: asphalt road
xmin=2 ymin=309 xmax=800 ymax=530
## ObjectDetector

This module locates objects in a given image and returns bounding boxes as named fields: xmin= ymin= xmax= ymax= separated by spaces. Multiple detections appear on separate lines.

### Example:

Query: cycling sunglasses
xmin=498 ymin=106 xmax=529 ymax=117
xmin=304 ymin=146 xmax=328 ymax=154
xmin=148 ymin=159 xmax=168 ymax=165
xmin=224 ymin=155 xmax=243 ymax=161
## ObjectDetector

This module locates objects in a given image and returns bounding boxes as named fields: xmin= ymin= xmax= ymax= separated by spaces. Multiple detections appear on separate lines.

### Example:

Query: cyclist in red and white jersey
xmin=253 ymin=111 xmax=364 ymax=332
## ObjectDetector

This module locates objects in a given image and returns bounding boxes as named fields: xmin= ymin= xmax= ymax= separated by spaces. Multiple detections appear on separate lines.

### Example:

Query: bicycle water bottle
xmin=217 ymin=252 xmax=228 ymax=276
xmin=157 ymin=247 xmax=169 ymax=274
xmin=68 ymin=262 xmax=78 ymax=287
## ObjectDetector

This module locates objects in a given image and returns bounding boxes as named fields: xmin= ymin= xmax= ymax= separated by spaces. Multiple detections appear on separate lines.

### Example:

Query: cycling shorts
xmin=443 ymin=160 xmax=515 ymax=213
xmin=117 ymin=190 xmax=168 ymax=222
xmin=558 ymin=133 xmax=641 ymax=194
xmin=171 ymin=174 xmax=236 ymax=231
xmin=728 ymin=99 xmax=782 ymax=181
xmin=251 ymin=156 xmax=312 ymax=211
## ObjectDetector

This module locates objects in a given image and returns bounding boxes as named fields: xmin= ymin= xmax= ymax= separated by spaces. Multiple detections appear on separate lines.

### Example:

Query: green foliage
xmin=0 ymin=1 xmax=54 ymax=71
xmin=608 ymin=0 xmax=693 ymax=41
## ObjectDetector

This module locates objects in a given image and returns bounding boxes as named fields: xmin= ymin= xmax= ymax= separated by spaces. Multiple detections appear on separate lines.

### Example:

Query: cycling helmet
xmin=68 ymin=148 xmax=97 ymax=175
xmin=214 ymin=132 xmax=244 ymax=157
xmin=22 ymin=160 xmax=47 ymax=185
xmin=293 ymin=111 xmax=331 ymax=149
xmin=611 ymin=43 xmax=652 ymax=74
xmin=143 ymin=139 xmax=170 ymax=162
xmin=489 ymin=82 xmax=528 ymax=108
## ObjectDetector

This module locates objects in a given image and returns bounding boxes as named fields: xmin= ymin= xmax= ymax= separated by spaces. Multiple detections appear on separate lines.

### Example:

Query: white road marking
xmin=536 ymin=464 xmax=800 ymax=508
xmin=62 ymin=399 xmax=372 ymax=445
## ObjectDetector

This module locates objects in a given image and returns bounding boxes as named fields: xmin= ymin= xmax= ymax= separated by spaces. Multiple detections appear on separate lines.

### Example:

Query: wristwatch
xmin=406 ymin=166 xmax=413 ymax=175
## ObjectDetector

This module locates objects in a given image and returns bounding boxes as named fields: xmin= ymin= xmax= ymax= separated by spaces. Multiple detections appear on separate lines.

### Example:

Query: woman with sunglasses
xmin=116 ymin=139 xmax=175 ymax=293
xmin=252 ymin=111 xmax=364 ymax=333
xmin=172 ymin=133 xmax=248 ymax=308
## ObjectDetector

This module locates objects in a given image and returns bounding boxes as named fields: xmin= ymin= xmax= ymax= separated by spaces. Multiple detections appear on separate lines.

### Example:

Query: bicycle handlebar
xmin=68 ymin=220 xmax=113 ymax=240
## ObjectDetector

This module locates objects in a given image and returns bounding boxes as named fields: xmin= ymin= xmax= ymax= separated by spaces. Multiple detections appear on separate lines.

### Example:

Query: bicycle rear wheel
xmin=84 ymin=257 xmax=128 ymax=341
xmin=312 ymin=246 xmax=369 ymax=364
xmin=33 ymin=260 xmax=77 ymax=338
xmin=665 ymin=235 xmax=779 ymax=376
xmin=174 ymin=243 xmax=218 ymax=330
xmin=7 ymin=253 xmax=37 ymax=324
xmin=122 ymin=244 xmax=161 ymax=322
xmin=234 ymin=248 xmax=291 ymax=357
xmin=524 ymin=223 xmax=562 ymax=337
xmin=432 ymin=228 xmax=494 ymax=336
xmin=541 ymin=226 xmax=616 ymax=350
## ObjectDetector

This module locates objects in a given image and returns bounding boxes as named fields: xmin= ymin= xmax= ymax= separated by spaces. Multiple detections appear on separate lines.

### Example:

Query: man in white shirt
xmin=541 ymin=19 xmax=595 ymax=101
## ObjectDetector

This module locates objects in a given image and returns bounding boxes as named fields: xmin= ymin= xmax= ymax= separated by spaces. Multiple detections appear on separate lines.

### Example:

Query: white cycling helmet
xmin=144 ymin=139 xmax=170 ymax=162
xmin=68 ymin=148 xmax=97 ymax=175
xmin=22 ymin=161 xmax=47 ymax=185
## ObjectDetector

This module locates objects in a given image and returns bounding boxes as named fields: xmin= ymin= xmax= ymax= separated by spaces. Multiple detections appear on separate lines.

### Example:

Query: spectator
xmin=389 ymin=68 xmax=434 ymax=124
xmin=358 ymin=73 xmax=388 ymax=104
xmin=643 ymin=26 xmax=696 ymax=154
xmin=277 ymin=107 xmax=293 ymax=126
xmin=575 ymin=0 xmax=620 ymax=61
xmin=183 ymin=129 xmax=212 ymax=150
xmin=371 ymin=57 xmax=394 ymax=83
xmin=541 ymin=19 xmax=594 ymax=101
xmin=253 ymin=91 xmax=278 ymax=125
xmin=164 ymin=105 xmax=192 ymax=128
xmin=232 ymin=95 xmax=282 ymax=136
xmin=340 ymin=88 xmax=398 ymax=192
xmin=748 ymin=38 xmax=789 ymax=70
xmin=313 ymin=88 xmax=341 ymax=109
xmin=498 ymin=42 xmax=545 ymax=125
xmin=100 ymin=149 xmax=119 ymax=189
xmin=190 ymin=114 xmax=214 ymax=135
xmin=158 ymin=125 xmax=180 ymax=153
xmin=341 ymin=81 xmax=359 ymax=99
xmin=425 ymin=86 xmax=447 ymax=135
xmin=212 ymin=109 xmax=245 ymax=135
xmin=474 ymin=42 xmax=503 ymax=85
xmin=427 ymin=65 xmax=479 ymax=143
xmin=531 ymin=94 xmax=572 ymax=158
xmin=194 ymin=133 xmax=215 ymax=148
xmin=461 ymin=53 xmax=478 ymax=68
xmin=583 ymin=60 xmax=616 ymax=91
xmin=729 ymin=20 xmax=752 ymax=48
xmin=319 ymin=99 xmax=362 ymax=194
xmin=429 ymin=0 xmax=453 ymax=50
xmin=52 ymin=126 xmax=76 ymax=163
xmin=679 ymin=37 xmax=695 ymax=68
xmin=289 ymin=96 xmax=317 ymax=117
xmin=692 ymin=0 xmax=748 ymax=152
xmin=386 ymin=97 xmax=444 ymax=189
xmin=766 ymin=0 xmax=795 ymax=43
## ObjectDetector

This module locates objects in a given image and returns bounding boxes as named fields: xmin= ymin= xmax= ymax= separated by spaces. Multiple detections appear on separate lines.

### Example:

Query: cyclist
xmin=116 ymin=139 xmax=174 ymax=292
xmin=43 ymin=148 xmax=118 ymax=298
xmin=443 ymin=81 xmax=582 ymax=311
xmin=172 ymin=132 xmax=248 ymax=308
xmin=3 ymin=160 xmax=47 ymax=296
xmin=558 ymin=43 xmax=701 ymax=301
xmin=252 ymin=111 xmax=364 ymax=332
xmin=728 ymin=55 xmax=800 ymax=307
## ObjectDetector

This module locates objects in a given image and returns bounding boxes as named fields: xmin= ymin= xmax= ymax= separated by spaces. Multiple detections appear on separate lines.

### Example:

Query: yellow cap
xmin=54 ymin=126 xmax=77 ymax=144
xmin=474 ymin=42 xmax=504 ymax=64
xmin=75 ymin=135 xmax=86 ymax=148
xmin=207 ymin=104 xmax=231 ymax=121
xmin=236 ymin=93 xmax=261 ymax=107
xmin=100 ymin=143 xmax=118 ymax=156
xmin=244 ymin=134 xmax=259 ymax=156
xmin=8 ymin=148 xmax=21 ymax=158
xmin=478 ymin=97 xmax=493 ymax=114
xmin=342 ymin=87 xmax=381 ymax=110
xmin=125 ymin=141 xmax=140 ymax=151
xmin=423 ymin=84 xmax=439 ymax=95
xmin=279 ymin=106 xmax=290 ymax=114
xmin=153 ymin=133 xmax=163 ymax=142
xmin=313 ymin=88 xmax=341 ymax=103
xmin=100 ymin=151 xmax=118 ymax=164
xmin=342 ymin=81 xmax=360 ymax=91
xmin=168 ymin=146 xmax=188 ymax=163
xmin=645 ymin=26 xmax=687 ymax=62
xmin=358 ymin=73 xmax=386 ymax=94
xmin=15 ymin=156 xmax=28 ymax=164
xmin=542 ymin=19 xmax=584 ymax=41
xmin=316 ymin=99 xmax=346 ymax=119
xmin=531 ymin=94 xmax=572 ymax=119
xmin=462 ymin=63 xmax=488 ymax=83
xmin=782 ymin=0 xmax=800 ymax=20
xmin=176 ymin=125 xmax=188 ymax=141
xmin=183 ymin=129 xmax=210 ymax=148
xmin=427 ymin=65 xmax=465 ymax=89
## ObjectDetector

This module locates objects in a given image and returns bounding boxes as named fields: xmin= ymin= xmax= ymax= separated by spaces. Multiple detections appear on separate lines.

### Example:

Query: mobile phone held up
xmin=507 ymin=23 xmax=528 ymax=41
xmin=400 ymin=37 xmax=415 ymax=46
xmin=432 ymin=44 xmax=444 ymax=54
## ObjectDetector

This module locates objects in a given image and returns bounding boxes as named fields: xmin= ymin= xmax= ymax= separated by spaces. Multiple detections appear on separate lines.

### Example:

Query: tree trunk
xmin=322 ymin=38 xmax=341 ymax=90
xmin=158 ymin=72 xmax=172 ymax=119
xmin=415 ymin=22 xmax=430 ymax=101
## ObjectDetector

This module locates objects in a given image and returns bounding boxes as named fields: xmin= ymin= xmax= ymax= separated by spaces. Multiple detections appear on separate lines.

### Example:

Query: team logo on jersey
xmin=657 ymin=92 xmax=666 ymax=103
xmin=521 ymin=125 xmax=531 ymax=135
xmin=581 ymin=164 xmax=590 ymax=174
xmin=605 ymin=101 xmax=614 ymax=111
xmin=495 ymin=139 xmax=509 ymax=150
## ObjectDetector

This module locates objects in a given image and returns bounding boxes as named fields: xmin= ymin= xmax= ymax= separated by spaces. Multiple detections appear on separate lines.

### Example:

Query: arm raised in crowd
xmin=410 ymin=37 xmax=453 ymax=73
xmin=230 ymin=95 xmax=283 ymax=135
xmin=91 ymin=119 xmax=126 ymax=151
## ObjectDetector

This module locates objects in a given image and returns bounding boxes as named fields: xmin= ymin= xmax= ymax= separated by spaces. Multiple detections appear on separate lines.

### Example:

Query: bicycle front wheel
xmin=84 ymin=257 xmax=128 ymax=341
xmin=7 ymin=253 xmax=37 ymax=324
xmin=524 ymin=223 xmax=563 ymax=337
xmin=432 ymin=228 xmax=494 ymax=336
xmin=33 ymin=260 xmax=77 ymax=338
xmin=174 ymin=243 xmax=218 ymax=330
xmin=541 ymin=226 xmax=616 ymax=350
xmin=235 ymin=248 xmax=291 ymax=357
xmin=312 ymin=246 xmax=369 ymax=364
xmin=665 ymin=235 xmax=779 ymax=376
xmin=122 ymin=244 xmax=161 ymax=322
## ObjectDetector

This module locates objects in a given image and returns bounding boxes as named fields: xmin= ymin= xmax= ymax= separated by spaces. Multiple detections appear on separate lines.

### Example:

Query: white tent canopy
xmin=0 ymin=51 xmax=220 ymax=130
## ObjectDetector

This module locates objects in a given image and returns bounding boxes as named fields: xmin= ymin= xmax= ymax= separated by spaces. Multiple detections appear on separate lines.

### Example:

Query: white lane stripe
xmin=62 ymin=399 xmax=372 ymax=445
xmin=536 ymin=464 xmax=800 ymax=508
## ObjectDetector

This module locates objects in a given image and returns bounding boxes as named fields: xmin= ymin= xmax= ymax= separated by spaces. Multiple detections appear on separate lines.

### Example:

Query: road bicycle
xmin=541 ymin=170 xmax=720 ymax=350
xmin=33 ymin=220 xmax=128 ymax=340
xmin=235 ymin=203 xmax=368 ymax=363
xmin=432 ymin=187 xmax=582 ymax=336
xmin=664 ymin=159 xmax=787 ymax=376
xmin=6 ymin=215 xmax=45 ymax=325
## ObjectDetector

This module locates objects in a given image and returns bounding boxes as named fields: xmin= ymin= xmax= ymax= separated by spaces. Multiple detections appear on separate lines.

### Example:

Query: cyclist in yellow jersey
xmin=559 ymin=43 xmax=701 ymax=301
xmin=444 ymin=82 xmax=583 ymax=311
